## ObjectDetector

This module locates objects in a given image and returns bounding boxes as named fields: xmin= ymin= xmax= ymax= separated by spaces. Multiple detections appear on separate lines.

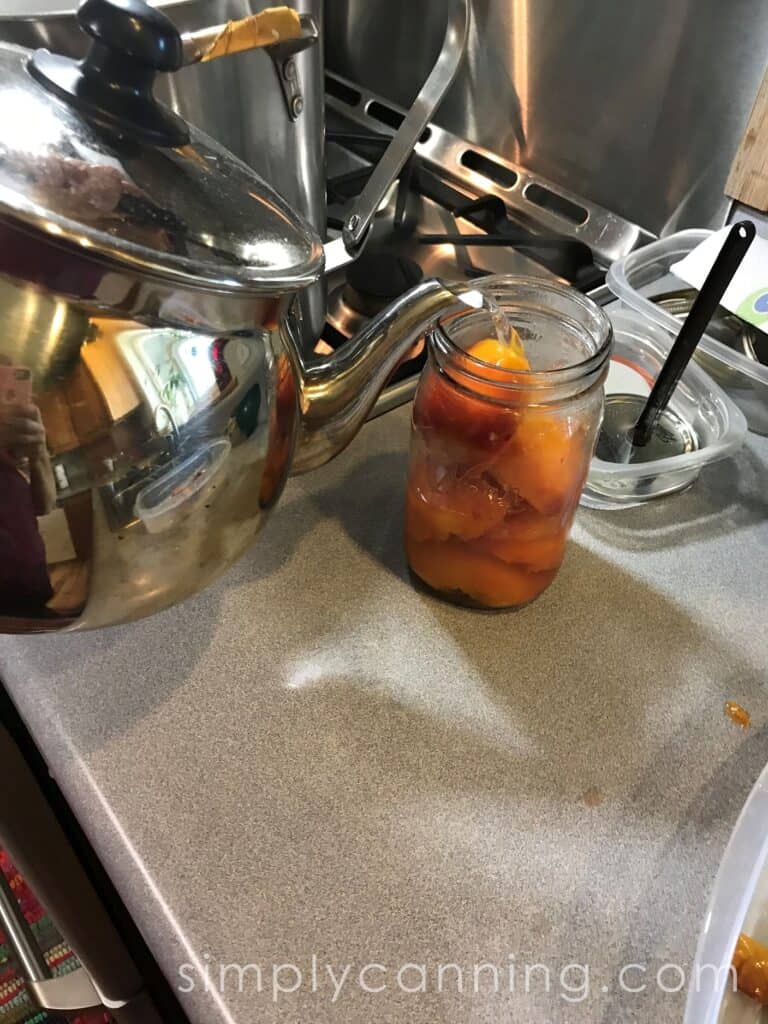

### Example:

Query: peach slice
xmin=407 ymin=538 xmax=556 ymax=608
xmin=491 ymin=413 xmax=587 ymax=515
xmin=414 ymin=368 xmax=518 ymax=452
xmin=476 ymin=529 xmax=567 ymax=573
xmin=405 ymin=459 xmax=507 ymax=542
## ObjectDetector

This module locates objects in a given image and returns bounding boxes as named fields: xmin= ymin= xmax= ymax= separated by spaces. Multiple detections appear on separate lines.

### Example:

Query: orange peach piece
xmin=478 ymin=530 xmax=567 ymax=572
xmin=405 ymin=486 xmax=436 ymax=544
xmin=414 ymin=369 xmax=518 ymax=451
xmin=492 ymin=413 xmax=586 ymax=514
xmin=734 ymin=933 xmax=768 ymax=1005
xmin=407 ymin=538 xmax=556 ymax=608
xmin=468 ymin=335 xmax=530 ymax=371
xmin=458 ymin=336 xmax=531 ymax=402
xmin=406 ymin=457 xmax=508 ymax=542
xmin=496 ymin=509 xmax=570 ymax=541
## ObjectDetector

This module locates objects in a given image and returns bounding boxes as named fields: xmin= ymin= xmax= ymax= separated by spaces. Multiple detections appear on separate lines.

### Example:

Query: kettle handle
xmin=28 ymin=0 xmax=189 ymax=148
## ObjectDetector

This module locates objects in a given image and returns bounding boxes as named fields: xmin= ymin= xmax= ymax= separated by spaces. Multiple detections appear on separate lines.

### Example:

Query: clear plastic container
xmin=606 ymin=230 xmax=768 ymax=435
xmin=135 ymin=439 xmax=230 ymax=534
xmin=581 ymin=310 xmax=747 ymax=510
xmin=684 ymin=759 xmax=768 ymax=1024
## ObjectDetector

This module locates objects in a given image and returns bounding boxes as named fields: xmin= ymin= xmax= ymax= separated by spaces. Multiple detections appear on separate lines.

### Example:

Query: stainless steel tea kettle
xmin=0 ymin=0 xmax=464 ymax=633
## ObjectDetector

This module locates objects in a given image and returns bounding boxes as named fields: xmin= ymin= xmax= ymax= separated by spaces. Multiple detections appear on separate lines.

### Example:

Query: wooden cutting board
xmin=726 ymin=64 xmax=768 ymax=214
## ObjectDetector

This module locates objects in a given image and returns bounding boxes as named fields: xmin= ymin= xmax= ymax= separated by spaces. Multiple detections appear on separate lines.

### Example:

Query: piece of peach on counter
xmin=407 ymin=538 xmax=556 ymax=608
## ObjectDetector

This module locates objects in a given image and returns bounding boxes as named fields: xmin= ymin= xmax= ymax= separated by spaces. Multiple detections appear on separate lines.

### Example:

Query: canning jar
xmin=405 ymin=276 xmax=612 ymax=609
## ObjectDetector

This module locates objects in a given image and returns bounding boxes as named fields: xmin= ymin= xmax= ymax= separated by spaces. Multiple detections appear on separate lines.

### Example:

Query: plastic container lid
xmin=606 ymin=230 xmax=768 ymax=436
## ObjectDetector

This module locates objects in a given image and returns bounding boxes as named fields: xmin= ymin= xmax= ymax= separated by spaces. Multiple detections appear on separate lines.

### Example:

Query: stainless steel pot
xmin=0 ymin=0 xmax=461 ymax=633
xmin=0 ymin=0 xmax=469 ymax=351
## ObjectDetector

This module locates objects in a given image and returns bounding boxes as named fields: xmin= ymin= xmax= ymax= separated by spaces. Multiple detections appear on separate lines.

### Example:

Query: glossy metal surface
xmin=0 ymin=867 xmax=50 ymax=983
xmin=294 ymin=279 xmax=454 ymax=472
xmin=0 ymin=45 xmax=324 ymax=300
xmin=0 ymin=275 xmax=462 ymax=632
xmin=0 ymin=0 xmax=470 ymax=351
xmin=0 ymin=848 xmax=105 ymax=1011
xmin=340 ymin=0 xmax=469 ymax=255
xmin=0 ymin=722 xmax=161 ymax=1018
xmin=326 ymin=0 xmax=768 ymax=236
xmin=327 ymin=71 xmax=651 ymax=267
xmin=0 ymin=311 xmax=291 ymax=632
xmin=0 ymin=0 xmax=326 ymax=234
xmin=0 ymin=10 xmax=474 ymax=634
xmin=0 ymin=0 xmax=328 ymax=346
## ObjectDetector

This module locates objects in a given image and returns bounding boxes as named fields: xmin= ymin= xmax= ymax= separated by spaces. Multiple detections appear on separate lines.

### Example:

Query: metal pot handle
xmin=181 ymin=11 xmax=320 ymax=122
xmin=325 ymin=0 xmax=471 ymax=272
xmin=0 ymin=866 xmax=102 ymax=1013
xmin=0 ymin=723 xmax=161 ymax=1021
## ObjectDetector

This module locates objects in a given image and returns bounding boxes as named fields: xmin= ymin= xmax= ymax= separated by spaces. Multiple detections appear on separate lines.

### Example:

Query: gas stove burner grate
xmin=326 ymin=70 xmax=653 ymax=266
xmin=412 ymin=177 xmax=605 ymax=292
xmin=326 ymin=124 xmax=605 ymax=292
xmin=327 ymin=251 xmax=425 ymax=338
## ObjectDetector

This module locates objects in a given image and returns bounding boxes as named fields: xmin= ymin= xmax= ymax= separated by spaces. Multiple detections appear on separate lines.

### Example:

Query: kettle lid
xmin=0 ymin=0 xmax=324 ymax=296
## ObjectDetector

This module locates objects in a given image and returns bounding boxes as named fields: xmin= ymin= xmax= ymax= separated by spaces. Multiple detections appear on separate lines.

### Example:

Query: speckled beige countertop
xmin=1 ymin=405 xmax=767 ymax=1023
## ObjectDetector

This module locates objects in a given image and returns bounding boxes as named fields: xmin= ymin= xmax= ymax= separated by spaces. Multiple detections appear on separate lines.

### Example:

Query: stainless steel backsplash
xmin=325 ymin=0 xmax=768 ymax=236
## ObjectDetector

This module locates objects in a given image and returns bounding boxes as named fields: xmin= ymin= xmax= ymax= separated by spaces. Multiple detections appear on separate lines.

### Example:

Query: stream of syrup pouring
xmin=453 ymin=288 xmax=529 ymax=366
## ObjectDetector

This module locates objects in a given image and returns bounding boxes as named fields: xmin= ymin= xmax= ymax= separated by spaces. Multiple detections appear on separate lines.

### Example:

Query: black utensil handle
xmin=29 ymin=0 xmax=189 ymax=148
xmin=633 ymin=221 xmax=756 ymax=445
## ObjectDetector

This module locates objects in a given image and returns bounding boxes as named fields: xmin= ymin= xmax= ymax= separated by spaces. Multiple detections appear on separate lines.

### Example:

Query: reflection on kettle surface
xmin=0 ymin=309 xmax=297 ymax=633
xmin=0 ymin=360 xmax=57 ymax=618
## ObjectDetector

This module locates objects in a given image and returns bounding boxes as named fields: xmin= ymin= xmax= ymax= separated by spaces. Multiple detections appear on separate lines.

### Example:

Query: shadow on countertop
xmin=305 ymin=448 xmax=767 ymax=807
xmin=579 ymin=444 xmax=768 ymax=553
xmin=0 ymin=418 xmax=764 ymax=1024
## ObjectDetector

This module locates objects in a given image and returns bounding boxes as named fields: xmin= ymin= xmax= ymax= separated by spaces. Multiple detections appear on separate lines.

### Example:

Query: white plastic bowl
xmin=685 ymin=760 xmax=768 ymax=1024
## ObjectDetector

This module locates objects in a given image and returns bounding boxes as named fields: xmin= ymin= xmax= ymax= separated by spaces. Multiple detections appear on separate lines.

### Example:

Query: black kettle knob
xmin=78 ymin=0 xmax=183 ymax=72
xmin=28 ymin=0 xmax=190 ymax=148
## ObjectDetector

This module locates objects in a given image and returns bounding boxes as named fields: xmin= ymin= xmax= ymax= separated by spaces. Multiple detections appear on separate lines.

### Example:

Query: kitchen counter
xmin=1 ymin=404 xmax=767 ymax=1023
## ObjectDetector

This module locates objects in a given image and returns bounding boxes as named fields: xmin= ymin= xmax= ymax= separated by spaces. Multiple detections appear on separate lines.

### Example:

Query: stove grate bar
xmin=326 ymin=71 xmax=655 ymax=265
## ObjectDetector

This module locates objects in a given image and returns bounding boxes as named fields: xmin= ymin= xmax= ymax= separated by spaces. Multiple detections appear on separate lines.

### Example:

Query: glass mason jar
xmin=405 ymin=276 xmax=613 ymax=609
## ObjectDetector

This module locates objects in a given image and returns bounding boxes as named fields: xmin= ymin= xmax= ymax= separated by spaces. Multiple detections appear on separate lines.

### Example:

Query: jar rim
xmin=431 ymin=275 xmax=613 ymax=393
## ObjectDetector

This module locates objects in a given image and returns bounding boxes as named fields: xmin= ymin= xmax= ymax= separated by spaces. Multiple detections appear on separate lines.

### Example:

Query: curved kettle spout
xmin=292 ymin=279 xmax=454 ymax=474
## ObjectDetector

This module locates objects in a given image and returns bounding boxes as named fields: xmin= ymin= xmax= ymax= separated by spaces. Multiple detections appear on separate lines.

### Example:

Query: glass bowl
xmin=581 ymin=309 xmax=748 ymax=510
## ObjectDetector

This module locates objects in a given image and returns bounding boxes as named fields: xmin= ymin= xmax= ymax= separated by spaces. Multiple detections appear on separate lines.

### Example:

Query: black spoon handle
xmin=633 ymin=221 xmax=756 ymax=446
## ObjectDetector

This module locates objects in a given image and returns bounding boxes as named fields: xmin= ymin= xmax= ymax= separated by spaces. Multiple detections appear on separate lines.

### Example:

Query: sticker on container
xmin=671 ymin=227 xmax=768 ymax=334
